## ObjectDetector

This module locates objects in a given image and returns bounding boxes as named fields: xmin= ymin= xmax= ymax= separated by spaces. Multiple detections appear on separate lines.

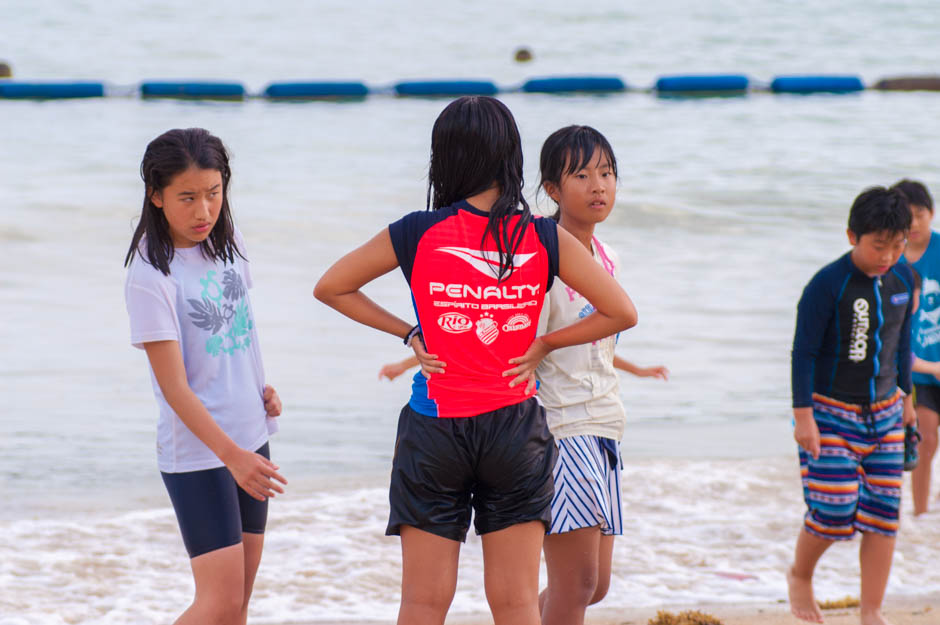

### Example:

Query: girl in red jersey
xmin=315 ymin=96 xmax=636 ymax=625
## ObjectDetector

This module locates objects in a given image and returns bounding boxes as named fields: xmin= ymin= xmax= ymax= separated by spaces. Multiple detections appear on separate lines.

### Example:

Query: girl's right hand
xmin=225 ymin=447 xmax=287 ymax=502
xmin=412 ymin=336 xmax=446 ymax=378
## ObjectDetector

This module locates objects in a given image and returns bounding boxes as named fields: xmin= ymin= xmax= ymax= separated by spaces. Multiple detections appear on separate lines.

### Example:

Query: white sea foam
xmin=4 ymin=456 xmax=940 ymax=623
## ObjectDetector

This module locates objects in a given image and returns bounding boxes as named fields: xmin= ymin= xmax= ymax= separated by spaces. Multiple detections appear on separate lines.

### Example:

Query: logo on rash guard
xmin=502 ymin=313 xmax=531 ymax=331
xmin=438 ymin=312 xmax=472 ymax=333
xmin=435 ymin=246 xmax=536 ymax=278
xmin=475 ymin=313 xmax=499 ymax=344
xmin=848 ymin=298 xmax=870 ymax=362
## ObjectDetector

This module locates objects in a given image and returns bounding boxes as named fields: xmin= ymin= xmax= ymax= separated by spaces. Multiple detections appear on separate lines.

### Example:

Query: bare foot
xmin=787 ymin=566 xmax=824 ymax=623
xmin=860 ymin=607 xmax=894 ymax=625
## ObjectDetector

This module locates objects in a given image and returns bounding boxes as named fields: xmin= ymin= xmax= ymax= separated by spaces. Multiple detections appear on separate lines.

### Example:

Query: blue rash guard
xmin=791 ymin=252 xmax=914 ymax=408
xmin=900 ymin=231 xmax=940 ymax=387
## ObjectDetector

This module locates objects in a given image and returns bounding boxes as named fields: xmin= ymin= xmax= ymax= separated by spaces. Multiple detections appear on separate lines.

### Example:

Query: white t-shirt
xmin=536 ymin=236 xmax=626 ymax=441
xmin=124 ymin=232 xmax=276 ymax=473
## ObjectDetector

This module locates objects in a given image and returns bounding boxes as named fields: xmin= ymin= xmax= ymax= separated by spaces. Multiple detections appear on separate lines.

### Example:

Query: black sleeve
xmin=388 ymin=209 xmax=454 ymax=284
xmin=895 ymin=264 xmax=914 ymax=395
xmin=791 ymin=271 xmax=837 ymax=408
xmin=533 ymin=216 xmax=559 ymax=293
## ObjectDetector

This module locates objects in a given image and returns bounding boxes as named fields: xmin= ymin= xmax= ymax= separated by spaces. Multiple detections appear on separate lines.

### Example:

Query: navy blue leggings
xmin=161 ymin=442 xmax=270 ymax=558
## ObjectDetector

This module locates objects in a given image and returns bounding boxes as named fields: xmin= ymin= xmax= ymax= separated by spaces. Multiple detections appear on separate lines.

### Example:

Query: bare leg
xmin=397 ymin=525 xmax=460 ymax=625
xmin=859 ymin=532 xmax=896 ymax=625
xmin=482 ymin=521 xmax=544 ymax=625
xmin=787 ymin=528 xmax=832 ymax=624
xmin=911 ymin=407 xmax=938 ymax=515
xmin=175 ymin=542 xmax=246 ymax=625
xmin=540 ymin=526 xmax=601 ymax=625
xmin=238 ymin=533 xmax=264 ymax=625
xmin=589 ymin=534 xmax=615 ymax=605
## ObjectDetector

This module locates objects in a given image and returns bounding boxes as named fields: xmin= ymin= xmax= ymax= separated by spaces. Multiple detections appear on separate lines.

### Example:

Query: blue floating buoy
xmin=140 ymin=81 xmax=245 ymax=99
xmin=770 ymin=75 xmax=864 ymax=94
xmin=393 ymin=80 xmax=499 ymax=96
xmin=655 ymin=74 xmax=749 ymax=93
xmin=0 ymin=81 xmax=104 ymax=99
xmin=522 ymin=76 xmax=626 ymax=93
xmin=264 ymin=81 xmax=369 ymax=99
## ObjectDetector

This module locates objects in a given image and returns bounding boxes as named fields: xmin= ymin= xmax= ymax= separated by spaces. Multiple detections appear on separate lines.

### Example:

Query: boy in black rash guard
xmin=787 ymin=187 xmax=916 ymax=625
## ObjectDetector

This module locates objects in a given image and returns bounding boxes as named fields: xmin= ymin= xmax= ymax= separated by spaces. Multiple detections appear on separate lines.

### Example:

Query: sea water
xmin=3 ymin=1 xmax=940 ymax=622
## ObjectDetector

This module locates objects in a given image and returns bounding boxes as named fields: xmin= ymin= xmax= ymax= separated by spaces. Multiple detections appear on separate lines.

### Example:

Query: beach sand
xmin=283 ymin=597 xmax=939 ymax=625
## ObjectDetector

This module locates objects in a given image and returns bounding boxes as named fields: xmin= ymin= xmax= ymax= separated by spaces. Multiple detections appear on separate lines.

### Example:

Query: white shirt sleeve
xmin=125 ymin=273 xmax=180 ymax=350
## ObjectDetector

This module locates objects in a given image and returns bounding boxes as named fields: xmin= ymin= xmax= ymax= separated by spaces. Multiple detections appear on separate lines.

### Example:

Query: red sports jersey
xmin=389 ymin=200 xmax=559 ymax=417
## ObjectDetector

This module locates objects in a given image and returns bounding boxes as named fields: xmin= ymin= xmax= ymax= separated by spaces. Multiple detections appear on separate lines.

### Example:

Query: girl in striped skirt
xmin=535 ymin=126 xmax=667 ymax=625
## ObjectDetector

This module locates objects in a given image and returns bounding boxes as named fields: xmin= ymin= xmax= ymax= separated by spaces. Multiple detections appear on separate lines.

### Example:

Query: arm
xmin=144 ymin=340 xmax=286 ymax=501
xmin=314 ymin=229 xmax=413 ymax=340
xmin=613 ymin=355 xmax=669 ymax=380
xmin=912 ymin=356 xmax=940 ymax=381
xmin=898 ymin=292 xmax=916 ymax=426
xmin=505 ymin=227 xmax=637 ymax=390
xmin=379 ymin=355 xmax=420 ymax=381
xmin=791 ymin=276 xmax=834 ymax=410
xmin=791 ymin=275 xmax=835 ymax=458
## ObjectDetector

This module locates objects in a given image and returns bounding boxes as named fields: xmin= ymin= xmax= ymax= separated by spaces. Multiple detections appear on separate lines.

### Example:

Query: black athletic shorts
xmin=386 ymin=397 xmax=557 ymax=542
xmin=915 ymin=383 xmax=940 ymax=414
xmin=161 ymin=442 xmax=270 ymax=559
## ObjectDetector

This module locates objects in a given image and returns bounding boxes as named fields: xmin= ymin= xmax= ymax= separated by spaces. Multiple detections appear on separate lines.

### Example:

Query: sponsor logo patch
xmin=475 ymin=313 xmax=499 ymax=344
xmin=891 ymin=292 xmax=910 ymax=306
xmin=435 ymin=246 xmax=537 ymax=278
xmin=848 ymin=298 xmax=870 ymax=362
xmin=437 ymin=312 xmax=472 ymax=333
xmin=502 ymin=313 xmax=531 ymax=332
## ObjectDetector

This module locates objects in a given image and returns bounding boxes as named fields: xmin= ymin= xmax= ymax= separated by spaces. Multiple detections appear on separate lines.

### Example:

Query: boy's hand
xmin=263 ymin=385 xmax=282 ymax=417
xmin=793 ymin=408 xmax=820 ymax=459
xmin=902 ymin=394 xmax=916 ymax=426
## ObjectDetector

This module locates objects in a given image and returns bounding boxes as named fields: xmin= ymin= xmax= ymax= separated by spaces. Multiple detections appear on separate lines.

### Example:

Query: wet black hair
xmin=890 ymin=179 xmax=934 ymax=214
xmin=124 ymin=128 xmax=242 ymax=276
xmin=847 ymin=186 xmax=911 ymax=238
xmin=427 ymin=96 xmax=529 ymax=282
xmin=538 ymin=125 xmax=618 ymax=221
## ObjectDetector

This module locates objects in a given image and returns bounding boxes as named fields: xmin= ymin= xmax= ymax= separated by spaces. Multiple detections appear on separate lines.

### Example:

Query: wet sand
xmin=280 ymin=595 xmax=938 ymax=625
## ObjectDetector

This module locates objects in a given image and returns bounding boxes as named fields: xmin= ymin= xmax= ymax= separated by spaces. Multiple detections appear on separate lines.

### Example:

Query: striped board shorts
xmin=800 ymin=391 xmax=905 ymax=540
xmin=548 ymin=435 xmax=623 ymax=536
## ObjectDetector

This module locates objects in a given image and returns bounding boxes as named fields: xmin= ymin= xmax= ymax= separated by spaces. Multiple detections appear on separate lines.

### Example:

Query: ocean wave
xmin=3 ymin=456 xmax=939 ymax=623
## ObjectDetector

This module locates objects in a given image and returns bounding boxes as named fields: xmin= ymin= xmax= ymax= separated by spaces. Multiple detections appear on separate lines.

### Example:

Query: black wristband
xmin=404 ymin=325 xmax=421 ymax=347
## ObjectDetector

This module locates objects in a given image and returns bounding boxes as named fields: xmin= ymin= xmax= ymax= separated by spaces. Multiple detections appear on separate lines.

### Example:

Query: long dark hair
xmin=124 ymin=128 xmax=242 ymax=275
xmin=427 ymin=96 xmax=530 ymax=282
xmin=538 ymin=125 xmax=618 ymax=221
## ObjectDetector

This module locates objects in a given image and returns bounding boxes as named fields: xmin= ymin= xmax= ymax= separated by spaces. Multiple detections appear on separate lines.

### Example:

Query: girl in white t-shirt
xmin=535 ymin=126 xmax=668 ymax=625
xmin=124 ymin=128 xmax=286 ymax=625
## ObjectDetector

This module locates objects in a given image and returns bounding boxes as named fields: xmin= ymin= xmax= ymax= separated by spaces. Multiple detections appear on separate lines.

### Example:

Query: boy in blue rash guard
xmin=893 ymin=179 xmax=940 ymax=515
xmin=787 ymin=187 xmax=916 ymax=625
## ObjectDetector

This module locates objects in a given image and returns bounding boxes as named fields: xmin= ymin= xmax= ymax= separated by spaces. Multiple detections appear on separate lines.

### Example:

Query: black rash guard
xmin=791 ymin=252 xmax=914 ymax=408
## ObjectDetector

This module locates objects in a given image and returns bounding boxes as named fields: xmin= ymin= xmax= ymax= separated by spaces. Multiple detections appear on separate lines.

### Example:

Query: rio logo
xmin=437 ymin=312 xmax=472 ymax=334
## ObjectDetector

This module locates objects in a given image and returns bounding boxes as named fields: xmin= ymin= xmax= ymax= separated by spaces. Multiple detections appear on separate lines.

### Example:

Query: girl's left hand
xmin=503 ymin=337 xmax=552 ymax=394
xmin=263 ymin=385 xmax=282 ymax=417
xmin=639 ymin=365 xmax=670 ymax=380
